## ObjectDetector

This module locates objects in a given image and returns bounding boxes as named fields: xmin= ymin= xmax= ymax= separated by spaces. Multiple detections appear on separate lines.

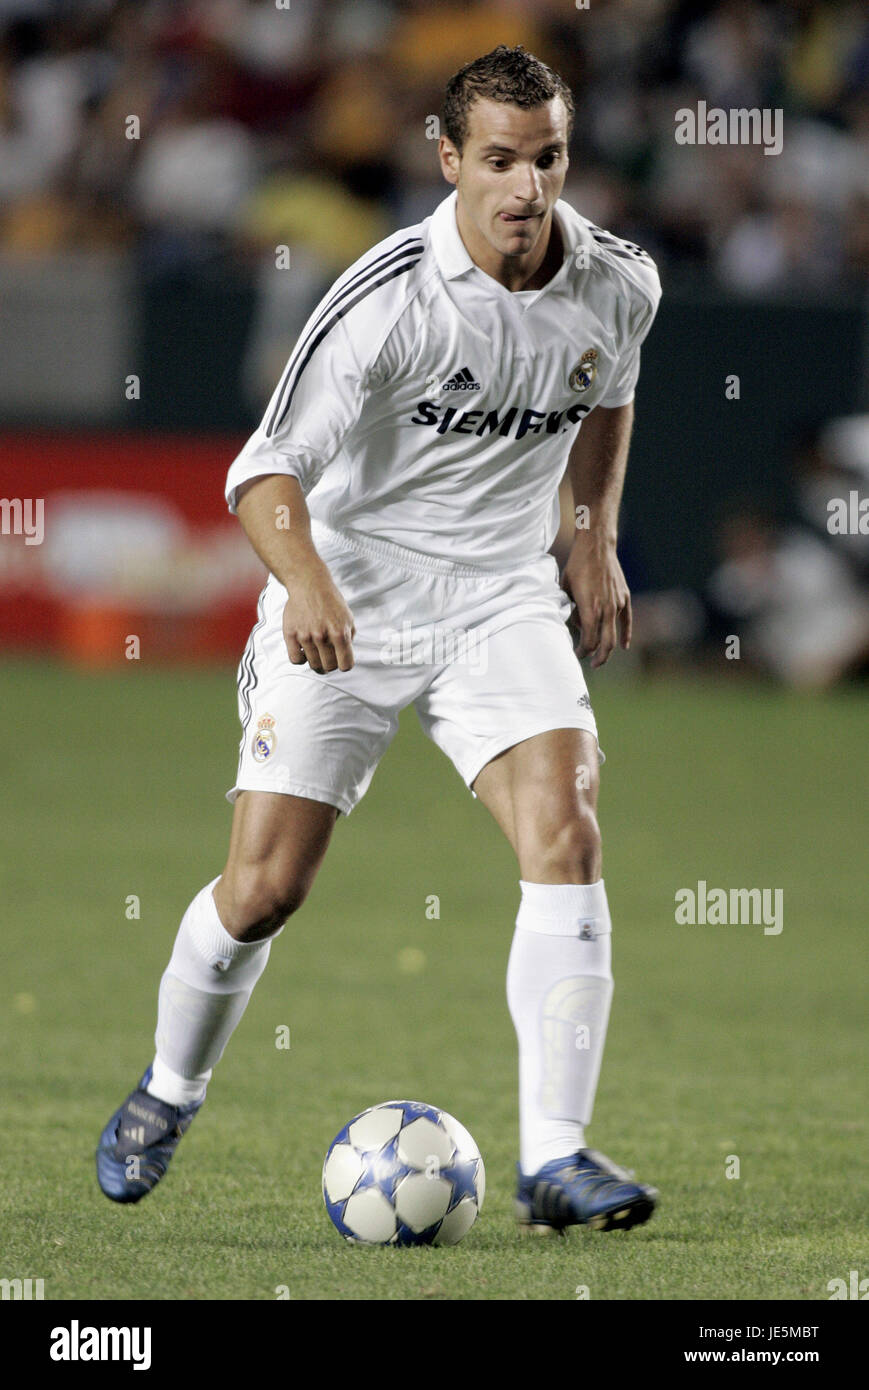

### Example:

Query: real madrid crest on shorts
xmin=569 ymin=348 xmax=598 ymax=393
xmin=252 ymin=713 xmax=276 ymax=763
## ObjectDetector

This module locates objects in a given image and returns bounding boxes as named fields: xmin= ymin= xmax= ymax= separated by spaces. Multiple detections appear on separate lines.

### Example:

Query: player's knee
xmin=217 ymin=862 xmax=312 ymax=941
xmin=523 ymin=810 xmax=602 ymax=883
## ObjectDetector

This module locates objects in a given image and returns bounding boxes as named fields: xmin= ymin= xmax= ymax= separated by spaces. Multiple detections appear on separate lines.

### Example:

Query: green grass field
xmin=1 ymin=656 xmax=867 ymax=1301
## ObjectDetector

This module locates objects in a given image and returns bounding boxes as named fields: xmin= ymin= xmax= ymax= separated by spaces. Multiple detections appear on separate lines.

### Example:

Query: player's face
xmin=440 ymin=97 xmax=569 ymax=264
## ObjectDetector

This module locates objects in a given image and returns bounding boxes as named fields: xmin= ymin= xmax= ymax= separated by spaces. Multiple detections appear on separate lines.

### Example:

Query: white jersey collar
xmin=430 ymin=188 xmax=588 ymax=287
xmin=430 ymin=190 xmax=475 ymax=279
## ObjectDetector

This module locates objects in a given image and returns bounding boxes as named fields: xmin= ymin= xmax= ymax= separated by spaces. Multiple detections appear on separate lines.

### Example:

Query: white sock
xmin=506 ymin=879 xmax=613 ymax=1175
xmin=146 ymin=877 xmax=280 ymax=1107
xmin=148 ymin=1055 xmax=210 ymax=1108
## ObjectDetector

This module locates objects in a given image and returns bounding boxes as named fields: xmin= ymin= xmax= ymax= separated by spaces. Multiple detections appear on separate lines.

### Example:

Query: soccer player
xmin=98 ymin=45 xmax=661 ymax=1235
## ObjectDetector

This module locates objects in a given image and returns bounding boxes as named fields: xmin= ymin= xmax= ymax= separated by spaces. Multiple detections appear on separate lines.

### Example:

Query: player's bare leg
xmin=473 ymin=728 xmax=657 ymax=1233
xmin=472 ymin=727 xmax=602 ymax=880
xmin=214 ymin=789 xmax=338 ymax=940
xmin=96 ymin=789 xmax=337 ymax=1202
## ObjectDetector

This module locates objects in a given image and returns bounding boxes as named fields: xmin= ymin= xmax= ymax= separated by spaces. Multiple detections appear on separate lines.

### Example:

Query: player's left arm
xmin=562 ymin=401 xmax=634 ymax=669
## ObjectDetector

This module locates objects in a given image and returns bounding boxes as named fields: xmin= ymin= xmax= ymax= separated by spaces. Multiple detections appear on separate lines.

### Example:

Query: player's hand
xmin=282 ymin=564 xmax=356 ymax=673
xmin=561 ymin=536 xmax=631 ymax=669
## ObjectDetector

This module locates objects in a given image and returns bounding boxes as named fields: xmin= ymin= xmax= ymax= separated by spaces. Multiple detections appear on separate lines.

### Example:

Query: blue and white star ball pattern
xmin=322 ymin=1100 xmax=485 ymax=1246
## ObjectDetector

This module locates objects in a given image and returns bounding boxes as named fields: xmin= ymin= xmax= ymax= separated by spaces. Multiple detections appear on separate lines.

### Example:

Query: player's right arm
xmin=226 ymin=291 xmax=377 ymax=676
xmin=235 ymin=474 xmax=355 ymax=674
xmin=226 ymin=237 xmax=417 ymax=670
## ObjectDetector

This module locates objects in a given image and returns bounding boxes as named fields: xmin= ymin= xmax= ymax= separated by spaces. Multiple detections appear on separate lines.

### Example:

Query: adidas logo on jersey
xmin=442 ymin=366 xmax=481 ymax=391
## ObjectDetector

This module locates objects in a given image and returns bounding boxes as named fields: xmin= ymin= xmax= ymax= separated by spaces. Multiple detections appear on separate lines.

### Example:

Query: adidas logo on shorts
xmin=442 ymin=366 xmax=481 ymax=391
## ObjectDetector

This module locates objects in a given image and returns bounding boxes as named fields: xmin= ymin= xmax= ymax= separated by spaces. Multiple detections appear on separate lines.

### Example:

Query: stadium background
xmin=1 ymin=0 xmax=868 ymax=1305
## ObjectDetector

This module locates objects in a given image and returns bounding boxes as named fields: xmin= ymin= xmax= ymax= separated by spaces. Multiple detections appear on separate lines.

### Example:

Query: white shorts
xmin=228 ymin=519 xmax=601 ymax=816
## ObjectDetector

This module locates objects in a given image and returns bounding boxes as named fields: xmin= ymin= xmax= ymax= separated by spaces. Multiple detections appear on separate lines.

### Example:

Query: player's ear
xmin=438 ymin=136 xmax=460 ymax=186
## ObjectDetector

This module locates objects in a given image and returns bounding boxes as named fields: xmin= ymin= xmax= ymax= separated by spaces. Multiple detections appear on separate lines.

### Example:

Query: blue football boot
xmin=516 ymin=1148 xmax=657 ymax=1235
xmin=96 ymin=1066 xmax=205 ymax=1203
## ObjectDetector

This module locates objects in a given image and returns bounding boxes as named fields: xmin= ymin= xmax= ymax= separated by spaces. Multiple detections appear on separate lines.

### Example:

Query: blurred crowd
xmin=1 ymin=0 xmax=868 ymax=299
xmin=2 ymin=0 xmax=868 ymax=688
xmin=704 ymin=412 xmax=869 ymax=687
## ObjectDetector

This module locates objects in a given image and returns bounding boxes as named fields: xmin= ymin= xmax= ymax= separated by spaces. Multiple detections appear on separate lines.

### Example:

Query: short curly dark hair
xmin=443 ymin=44 xmax=574 ymax=154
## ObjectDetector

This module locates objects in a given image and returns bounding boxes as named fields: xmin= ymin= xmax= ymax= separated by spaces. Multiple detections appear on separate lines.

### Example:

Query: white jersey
xmin=225 ymin=190 xmax=661 ymax=570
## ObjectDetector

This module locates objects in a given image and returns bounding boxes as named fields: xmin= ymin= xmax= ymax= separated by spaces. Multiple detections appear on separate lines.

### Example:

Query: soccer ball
xmin=322 ymin=1100 xmax=485 ymax=1246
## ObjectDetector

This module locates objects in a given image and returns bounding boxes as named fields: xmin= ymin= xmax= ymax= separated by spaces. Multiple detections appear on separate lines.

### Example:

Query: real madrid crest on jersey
xmin=569 ymin=348 xmax=598 ymax=393
xmin=252 ymin=713 xmax=276 ymax=762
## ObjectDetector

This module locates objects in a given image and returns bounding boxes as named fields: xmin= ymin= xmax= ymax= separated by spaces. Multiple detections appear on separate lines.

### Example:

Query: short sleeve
xmin=225 ymin=311 xmax=368 ymax=512
xmin=599 ymin=342 xmax=641 ymax=408
xmin=598 ymin=256 xmax=661 ymax=409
